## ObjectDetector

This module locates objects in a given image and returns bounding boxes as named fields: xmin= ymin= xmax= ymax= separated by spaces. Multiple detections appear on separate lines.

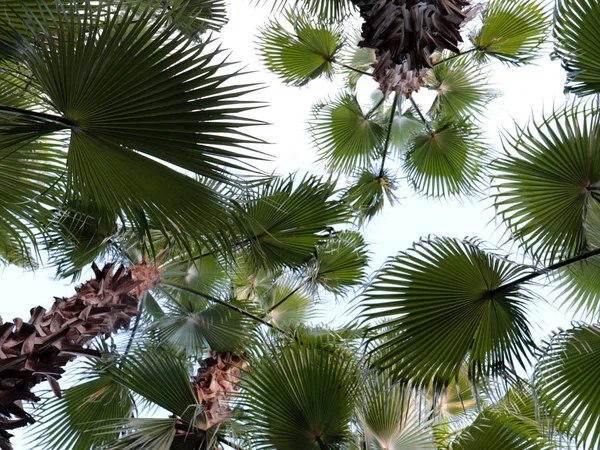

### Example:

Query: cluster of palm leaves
xmin=3 ymin=0 xmax=600 ymax=448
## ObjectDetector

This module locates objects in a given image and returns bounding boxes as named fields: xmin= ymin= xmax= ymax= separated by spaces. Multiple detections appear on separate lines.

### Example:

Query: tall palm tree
xmin=4 ymin=0 xmax=600 ymax=449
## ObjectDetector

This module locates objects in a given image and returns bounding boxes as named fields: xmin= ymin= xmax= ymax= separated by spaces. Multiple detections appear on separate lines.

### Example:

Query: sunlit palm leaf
xmin=403 ymin=121 xmax=487 ymax=198
xmin=428 ymin=61 xmax=495 ymax=120
xmin=359 ymin=373 xmax=434 ymax=449
xmin=311 ymin=93 xmax=386 ymax=174
xmin=470 ymin=0 xmax=550 ymax=65
xmin=553 ymin=0 xmax=600 ymax=96
xmin=310 ymin=230 xmax=369 ymax=295
xmin=97 ymin=418 xmax=180 ymax=450
xmin=28 ymin=377 xmax=134 ymax=450
xmin=263 ymin=279 xmax=314 ymax=327
xmin=235 ymin=175 xmax=348 ymax=268
xmin=493 ymin=105 xmax=600 ymax=264
xmin=258 ymin=14 xmax=344 ymax=86
xmin=389 ymin=110 xmax=426 ymax=156
xmin=344 ymin=168 xmax=399 ymax=223
xmin=167 ymin=0 xmax=228 ymax=35
xmin=364 ymin=237 xmax=536 ymax=384
xmin=241 ymin=337 xmax=361 ymax=449
xmin=536 ymin=325 xmax=600 ymax=449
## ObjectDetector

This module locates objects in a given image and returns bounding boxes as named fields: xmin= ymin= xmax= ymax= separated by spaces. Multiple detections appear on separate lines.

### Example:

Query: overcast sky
xmin=1 ymin=1 xmax=574 ymax=447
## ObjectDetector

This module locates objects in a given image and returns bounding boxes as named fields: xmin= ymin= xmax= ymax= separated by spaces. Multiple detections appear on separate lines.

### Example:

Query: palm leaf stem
xmin=0 ymin=105 xmax=71 ymax=127
xmin=490 ymin=247 xmax=600 ymax=296
xmin=120 ymin=294 xmax=146 ymax=366
xmin=160 ymin=281 xmax=292 ymax=337
xmin=433 ymin=48 xmax=478 ymax=66
xmin=265 ymin=281 xmax=306 ymax=313
xmin=409 ymin=96 xmax=434 ymax=135
xmin=379 ymin=91 xmax=400 ymax=178
xmin=365 ymin=94 xmax=387 ymax=119
xmin=332 ymin=60 xmax=373 ymax=76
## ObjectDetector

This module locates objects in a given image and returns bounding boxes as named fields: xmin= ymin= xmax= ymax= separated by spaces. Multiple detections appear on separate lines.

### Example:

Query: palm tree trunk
xmin=0 ymin=259 xmax=163 ymax=448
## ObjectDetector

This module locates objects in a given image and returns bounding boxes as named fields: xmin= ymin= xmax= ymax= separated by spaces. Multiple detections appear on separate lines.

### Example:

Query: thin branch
xmin=409 ymin=97 xmax=434 ymax=135
xmin=120 ymin=293 xmax=146 ymax=366
xmin=332 ymin=60 xmax=374 ymax=77
xmin=0 ymin=105 xmax=72 ymax=126
xmin=432 ymin=48 xmax=478 ymax=66
xmin=490 ymin=247 xmax=600 ymax=297
xmin=161 ymin=281 xmax=292 ymax=337
xmin=266 ymin=281 xmax=306 ymax=314
xmin=378 ymin=91 xmax=400 ymax=178
xmin=365 ymin=94 xmax=387 ymax=119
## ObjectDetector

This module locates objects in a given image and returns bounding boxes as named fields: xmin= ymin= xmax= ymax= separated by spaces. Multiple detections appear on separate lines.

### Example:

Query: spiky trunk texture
xmin=192 ymin=351 xmax=246 ymax=430
xmin=353 ymin=0 xmax=470 ymax=95
xmin=0 ymin=260 xmax=162 ymax=449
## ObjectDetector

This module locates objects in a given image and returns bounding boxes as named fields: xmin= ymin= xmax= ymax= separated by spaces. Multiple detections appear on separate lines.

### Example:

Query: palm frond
xmin=97 ymin=418 xmax=180 ymax=450
xmin=252 ymin=0 xmax=356 ymax=22
xmin=536 ymin=324 xmax=600 ymax=448
xmin=492 ymin=105 xmax=600 ymax=264
xmin=234 ymin=174 xmax=349 ymax=269
xmin=470 ymin=0 xmax=551 ymax=65
xmin=241 ymin=336 xmax=361 ymax=449
xmin=258 ymin=14 xmax=344 ymax=86
xmin=388 ymin=110 xmax=426 ymax=156
xmin=112 ymin=345 xmax=201 ymax=426
xmin=262 ymin=278 xmax=315 ymax=327
xmin=166 ymin=0 xmax=228 ymax=35
xmin=553 ymin=0 xmax=600 ymax=96
xmin=428 ymin=61 xmax=495 ymax=121
xmin=309 ymin=230 xmax=369 ymax=295
xmin=310 ymin=93 xmax=386 ymax=174
xmin=403 ymin=121 xmax=487 ymax=199
xmin=28 ymin=376 xmax=134 ymax=450
xmin=344 ymin=168 xmax=399 ymax=224
xmin=364 ymin=237 xmax=536 ymax=384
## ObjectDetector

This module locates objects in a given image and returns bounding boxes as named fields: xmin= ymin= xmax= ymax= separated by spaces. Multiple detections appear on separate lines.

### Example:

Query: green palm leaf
xmin=493 ymin=105 xmax=600 ymax=264
xmin=97 ymin=418 xmax=180 ymax=450
xmin=344 ymin=168 xmax=399 ymax=224
xmin=359 ymin=373 xmax=434 ymax=449
xmin=449 ymin=409 xmax=550 ymax=450
xmin=536 ymin=325 xmax=600 ymax=448
xmin=28 ymin=376 xmax=134 ymax=450
xmin=403 ymin=121 xmax=487 ymax=198
xmin=310 ymin=93 xmax=386 ymax=174
xmin=470 ymin=0 xmax=550 ymax=65
xmin=553 ymin=0 xmax=600 ymax=96
xmin=364 ymin=237 xmax=536 ymax=384
xmin=3 ymin=0 xmax=263 ymax=245
xmin=258 ymin=14 xmax=344 ymax=86
xmin=241 ymin=337 xmax=361 ymax=449
xmin=389 ymin=110 xmax=426 ymax=156
xmin=112 ymin=345 xmax=201 ymax=427
xmin=310 ymin=230 xmax=369 ymax=295
xmin=253 ymin=0 xmax=355 ymax=22
xmin=428 ymin=61 xmax=495 ymax=121
xmin=166 ymin=0 xmax=228 ymax=35
xmin=263 ymin=279 xmax=315 ymax=327
xmin=235 ymin=175 xmax=348 ymax=269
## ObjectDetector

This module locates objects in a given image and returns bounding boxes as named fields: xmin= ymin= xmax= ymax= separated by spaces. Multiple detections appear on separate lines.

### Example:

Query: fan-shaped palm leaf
xmin=553 ymin=0 xmax=600 ymax=96
xmin=258 ymin=14 xmax=344 ymax=86
xmin=166 ymin=0 xmax=228 ymax=36
xmin=234 ymin=175 xmax=348 ymax=268
xmin=262 ymin=279 xmax=315 ymax=327
xmin=428 ymin=61 xmax=495 ymax=120
xmin=310 ymin=93 xmax=386 ymax=174
xmin=536 ymin=324 xmax=600 ymax=448
xmin=493 ymin=105 xmax=600 ymax=264
xmin=470 ymin=0 xmax=550 ymax=65
xmin=364 ymin=237 xmax=536 ymax=384
xmin=389 ymin=110 xmax=426 ymax=156
xmin=344 ymin=168 xmax=399 ymax=224
xmin=28 ymin=376 xmax=134 ymax=450
xmin=241 ymin=337 xmax=361 ymax=449
xmin=359 ymin=373 xmax=434 ymax=449
xmin=97 ymin=418 xmax=180 ymax=450
xmin=403 ymin=121 xmax=487 ymax=198
xmin=3 ymin=1 xmax=263 ymax=246
xmin=310 ymin=230 xmax=369 ymax=295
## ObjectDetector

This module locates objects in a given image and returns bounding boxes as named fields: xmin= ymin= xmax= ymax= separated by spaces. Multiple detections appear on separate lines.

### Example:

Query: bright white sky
xmin=1 ymin=1 xmax=574 ymax=447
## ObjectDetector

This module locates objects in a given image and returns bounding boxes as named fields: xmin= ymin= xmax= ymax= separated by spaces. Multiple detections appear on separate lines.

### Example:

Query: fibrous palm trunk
xmin=352 ymin=0 xmax=471 ymax=96
xmin=0 ymin=259 xmax=162 ymax=449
